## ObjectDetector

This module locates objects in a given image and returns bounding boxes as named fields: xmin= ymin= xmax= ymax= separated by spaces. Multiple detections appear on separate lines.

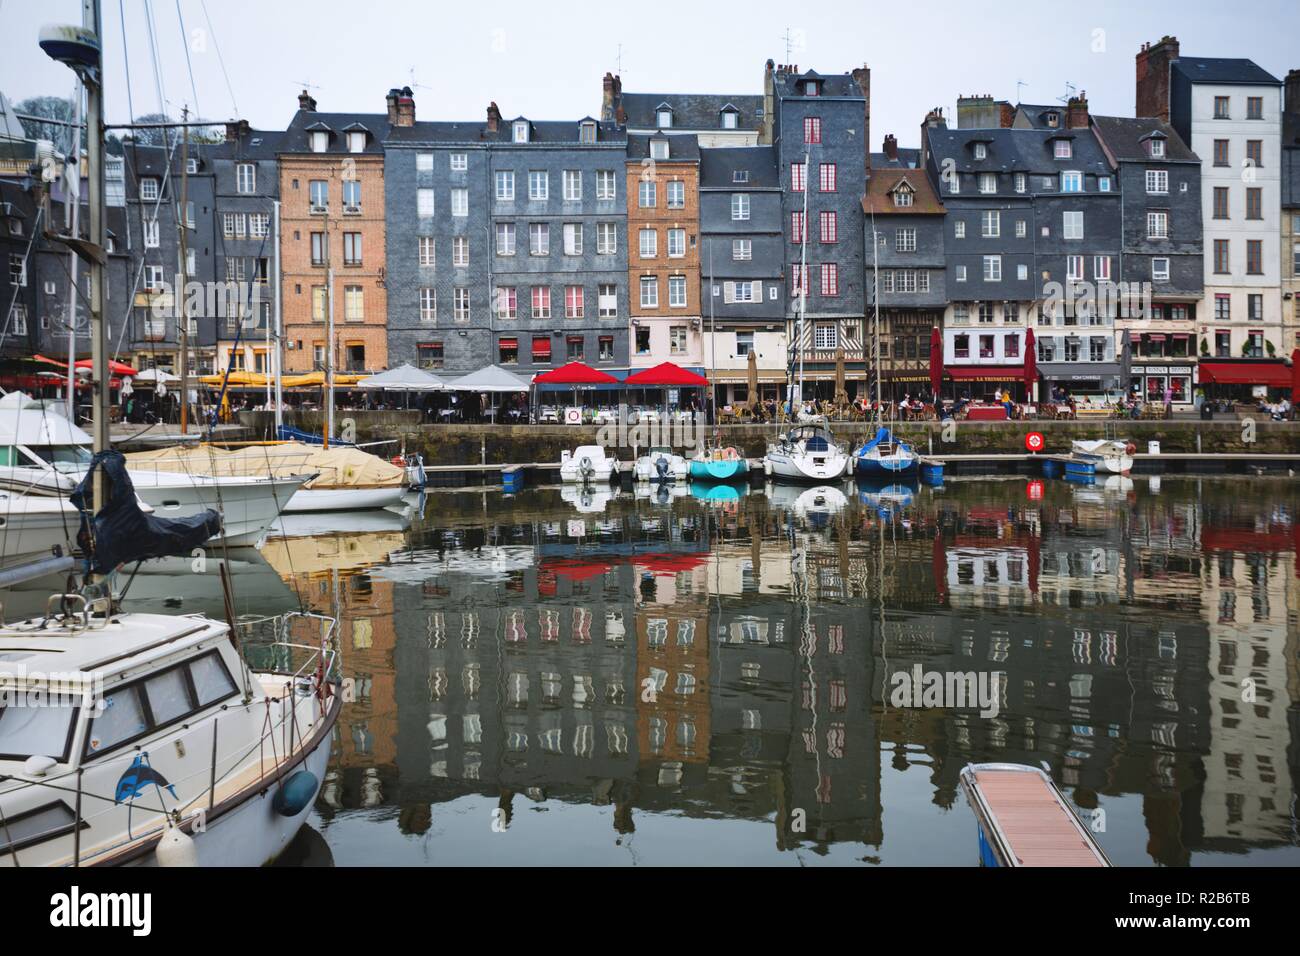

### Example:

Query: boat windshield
xmin=0 ymin=701 xmax=78 ymax=761
xmin=22 ymin=444 xmax=92 ymax=473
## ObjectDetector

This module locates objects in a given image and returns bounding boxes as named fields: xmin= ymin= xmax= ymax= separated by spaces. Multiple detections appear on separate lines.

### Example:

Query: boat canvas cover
xmin=71 ymin=450 xmax=221 ymax=573
xmin=125 ymin=442 xmax=404 ymax=490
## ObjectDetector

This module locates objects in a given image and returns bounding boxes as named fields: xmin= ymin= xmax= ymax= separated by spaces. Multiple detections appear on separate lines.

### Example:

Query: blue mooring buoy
xmin=272 ymin=770 xmax=320 ymax=817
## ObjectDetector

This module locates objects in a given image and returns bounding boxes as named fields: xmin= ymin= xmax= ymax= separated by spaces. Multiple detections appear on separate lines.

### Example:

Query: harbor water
xmin=13 ymin=475 xmax=1298 ymax=866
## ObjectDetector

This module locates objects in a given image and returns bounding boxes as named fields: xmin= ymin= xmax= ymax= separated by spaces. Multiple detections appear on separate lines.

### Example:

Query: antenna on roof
xmin=294 ymin=79 xmax=321 ymax=93
xmin=616 ymin=43 xmax=623 ymax=76
xmin=782 ymin=28 xmax=794 ymax=63
xmin=1015 ymin=80 xmax=1027 ymax=104
xmin=407 ymin=67 xmax=433 ymax=92
xmin=1056 ymin=81 xmax=1077 ymax=105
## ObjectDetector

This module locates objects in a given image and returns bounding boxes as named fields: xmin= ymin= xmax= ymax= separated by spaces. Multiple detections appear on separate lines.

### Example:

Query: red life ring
xmin=1124 ymin=442 xmax=1137 ymax=456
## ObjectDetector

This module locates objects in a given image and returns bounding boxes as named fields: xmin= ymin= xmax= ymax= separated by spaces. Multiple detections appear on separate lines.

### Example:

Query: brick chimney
xmin=997 ymin=100 xmax=1015 ymax=128
xmin=1066 ymin=92 xmax=1090 ymax=128
xmin=297 ymin=90 xmax=317 ymax=112
xmin=385 ymin=88 xmax=401 ymax=124
xmin=394 ymin=86 xmax=415 ymax=127
xmin=601 ymin=72 xmax=623 ymax=123
xmin=851 ymin=64 xmax=871 ymax=171
xmin=1286 ymin=68 xmax=1300 ymax=117
xmin=486 ymin=102 xmax=501 ymax=133
xmin=761 ymin=59 xmax=776 ymax=145
xmin=1136 ymin=35 xmax=1179 ymax=121
xmin=224 ymin=118 xmax=250 ymax=143
xmin=882 ymin=134 xmax=898 ymax=162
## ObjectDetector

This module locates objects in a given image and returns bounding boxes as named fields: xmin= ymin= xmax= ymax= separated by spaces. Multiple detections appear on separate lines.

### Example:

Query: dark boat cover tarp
xmin=71 ymin=450 xmax=221 ymax=573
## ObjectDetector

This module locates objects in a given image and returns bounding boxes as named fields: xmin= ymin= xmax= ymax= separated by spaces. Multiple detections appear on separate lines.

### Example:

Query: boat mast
xmin=84 ymin=0 xmax=108 ymax=505
xmin=272 ymin=199 xmax=283 ymax=431
xmin=65 ymin=73 xmax=83 ymax=421
xmin=324 ymin=206 xmax=334 ymax=449
xmin=871 ymin=207 xmax=881 ymax=425
xmin=178 ymin=106 xmax=190 ymax=434
xmin=798 ymin=146 xmax=809 ymax=410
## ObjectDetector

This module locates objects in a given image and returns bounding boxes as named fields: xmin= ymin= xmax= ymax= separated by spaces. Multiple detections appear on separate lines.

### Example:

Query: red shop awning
xmin=1198 ymin=360 xmax=1291 ymax=388
xmin=532 ymin=338 xmax=551 ymax=357
xmin=498 ymin=337 xmax=518 ymax=348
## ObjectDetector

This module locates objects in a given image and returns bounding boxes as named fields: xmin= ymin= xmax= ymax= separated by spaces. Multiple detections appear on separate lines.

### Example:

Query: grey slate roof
xmin=926 ymin=124 xmax=1111 ymax=176
xmin=626 ymin=132 xmax=699 ymax=161
xmin=699 ymin=146 xmax=778 ymax=188
xmin=281 ymin=110 xmax=389 ymax=153
xmin=385 ymin=118 xmax=624 ymax=146
xmin=1091 ymin=115 xmax=1199 ymax=163
xmin=771 ymin=70 xmax=862 ymax=100
xmin=619 ymin=92 xmax=763 ymax=131
xmin=870 ymin=148 xmax=921 ymax=169
xmin=1013 ymin=104 xmax=1066 ymax=129
xmin=1172 ymin=57 xmax=1281 ymax=86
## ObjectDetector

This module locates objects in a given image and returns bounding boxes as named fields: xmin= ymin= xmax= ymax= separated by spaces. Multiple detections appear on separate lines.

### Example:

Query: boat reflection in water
xmin=134 ymin=479 xmax=1300 ymax=866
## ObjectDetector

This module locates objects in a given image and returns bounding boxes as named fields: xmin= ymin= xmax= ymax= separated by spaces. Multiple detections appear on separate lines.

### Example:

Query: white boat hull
xmin=0 ymin=494 xmax=77 ymax=566
xmin=765 ymin=449 xmax=851 ymax=482
xmin=281 ymin=484 xmax=406 ymax=512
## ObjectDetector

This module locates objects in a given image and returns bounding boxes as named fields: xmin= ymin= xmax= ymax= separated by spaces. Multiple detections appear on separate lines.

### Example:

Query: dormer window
xmin=1053 ymin=139 xmax=1072 ymax=159
xmin=1149 ymin=138 xmax=1166 ymax=158
xmin=733 ymin=170 xmax=749 ymax=183
xmin=892 ymin=185 xmax=914 ymax=207
xmin=1045 ymin=112 xmax=1060 ymax=128
xmin=513 ymin=121 xmax=529 ymax=143
xmin=656 ymin=107 xmax=673 ymax=128
xmin=650 ymin=138 xmax=669 ymax=160
xmin=347 ymin=131 xmax=365 ymax=153
xmin=804 ymin=80 xmax=820 ymax=96
xmin=721 ymin=111 xmax=738 ymax=129
xmin=311 ymin=131 xmax=328 ymax=153
xmin=974 ymin=143 xmax=987 ymax=160
xmin=579 ymin=121 xmax=597 ymax=144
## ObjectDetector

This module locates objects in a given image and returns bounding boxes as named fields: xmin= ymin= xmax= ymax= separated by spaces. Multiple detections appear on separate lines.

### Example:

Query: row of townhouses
xmin=3 ymin=37 xmax=1299 ymax=408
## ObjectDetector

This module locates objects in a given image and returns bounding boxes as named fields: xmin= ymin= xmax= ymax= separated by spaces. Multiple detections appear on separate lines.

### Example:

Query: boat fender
xmin=1124 ymin=442 xmax=1137 ymax=456
xmin=723 ymin=446 xmax=739 ymax=460
xmin=272 ymin=769 xmax=320 ymax=817
xmin=156 ymin=825 xmax=198 ymax=867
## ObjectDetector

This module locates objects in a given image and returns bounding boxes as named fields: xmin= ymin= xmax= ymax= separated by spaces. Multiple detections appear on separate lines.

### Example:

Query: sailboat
xmin=763 ymin=146 xmax=851 ymax=483
xmin=689 ymin=444 xmax=748 ymax=482
xmin=853 ymin=207 xmax=918 ymax=478
xmin=1 ymin=8 xmax=340 ymax=867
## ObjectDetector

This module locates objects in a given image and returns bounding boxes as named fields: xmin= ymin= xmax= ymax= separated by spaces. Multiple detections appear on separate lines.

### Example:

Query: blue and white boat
xmin=853 ymin=426 xmax=918 ymax=477
xmin=689 ymin=446 xmax=749 ymax=483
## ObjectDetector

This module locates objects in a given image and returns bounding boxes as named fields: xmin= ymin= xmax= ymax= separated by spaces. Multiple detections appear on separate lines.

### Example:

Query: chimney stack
xmin=486 ymin=102 xmax=501 ymax=133
xmin=386 ymin=88 xmax=401 ymax=124
xmin=395 ymin=86 xmax=415 ymax=127
xmin=997 ymin=100 xmax=1015 ymax=128
xmin=224 ymin=118 xmax=250 ymax=143
xmin=1285 ymin=68 xmax=1300 ymax=118
xmin=956 ymin=94 xmax=997 ymax=129
xmin=297 ymin=90 xmax=317 ymax=112
xmin=883 ymin=134 xmax=898 ymax=161
xmin=1135 ymin=35 xmax=1179 ymax=121
xmin=851 ymin=64 xmax=871 ymax=172
xmin=1066 ymin=92 xmax=1090 ymax=128
xmin=601 ymin=72 xmax=621 ymax=122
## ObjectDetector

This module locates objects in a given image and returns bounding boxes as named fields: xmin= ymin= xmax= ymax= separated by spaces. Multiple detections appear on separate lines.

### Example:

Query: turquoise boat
xmin=689 ymin=448 xmax=748 ymax=482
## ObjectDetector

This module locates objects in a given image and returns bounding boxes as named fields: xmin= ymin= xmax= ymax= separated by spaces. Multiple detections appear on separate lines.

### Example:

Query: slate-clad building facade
xmin=764 ymin=61 xmax=871 ymax=397
xmin=698 ymin=145 xmax=786 ymax=406
xmin=602 ymin=74 xmax=764 ymax=148
xmin=1091 ymin=114 xmax=1203 ymax=404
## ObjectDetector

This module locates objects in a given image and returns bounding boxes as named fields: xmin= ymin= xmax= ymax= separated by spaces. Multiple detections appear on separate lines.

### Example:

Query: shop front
xmin=1196 ymin=358 xmax=1293 ymax=402
xmin=1129 ymin=363 xmax=1196 ymax=406
xmin=945 ymin=365 xmax=1028 ymax=403
xmin=1037 ymin=361 xmax=1123 ymax=397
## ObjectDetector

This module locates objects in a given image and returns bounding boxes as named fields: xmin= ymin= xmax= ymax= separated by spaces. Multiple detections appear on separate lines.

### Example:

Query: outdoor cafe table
xmin=965 ymin=404 xmax=1009 ymax=421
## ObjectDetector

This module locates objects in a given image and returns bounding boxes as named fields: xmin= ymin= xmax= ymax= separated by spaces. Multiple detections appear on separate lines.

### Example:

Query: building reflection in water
xmin=243 ymin=481 xmax=1299 ymax=865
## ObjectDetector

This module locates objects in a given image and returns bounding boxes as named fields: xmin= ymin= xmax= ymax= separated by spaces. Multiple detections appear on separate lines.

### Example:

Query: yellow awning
xmin=198 ymin=371 xmax=268 ymax=387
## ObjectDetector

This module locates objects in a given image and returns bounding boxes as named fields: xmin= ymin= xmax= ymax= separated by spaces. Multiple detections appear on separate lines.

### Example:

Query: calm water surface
xmin=96 ymin=476 xmax=1300 ymax=865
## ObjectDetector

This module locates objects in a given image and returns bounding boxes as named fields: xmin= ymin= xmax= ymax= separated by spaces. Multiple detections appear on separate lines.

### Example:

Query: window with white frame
xmin=563 ymin=170 xmax=581 ymax=201
xmin=495 ymin=170 xmax=515 ymax=201
xmin=668 ymin=275 xmax=686 ymax=307
xmin=1017 ymin=264 xmax=1028 ymax=281
xmin=1099 ymin=176 xmax=1112 ymax=192
xmin=1147 ymin=211 xmax=1168 ymax=239
xmin=1149 ymin=138 xmax=1166 ymax=158
xmin=417 ymin=188 xmax=434 ymax=217
xmin=532 ymin=286 xmax=551 ymax=318
xmin=981 ymin=210 xmax=1000 ymax=238
xmin=598 ymin=284 xmax=617 ymax=317
xmin=667 ymin=228 xmax=685 ymax=257
xmin=983 ymin=255 xmax=1001 ymax=281
xmin=140 ymin=177 xmax=159 ymax=201
xmin=974 ymin=143 xmax=987 ymax=160
xmin=1014 ymin=172 xmax=1026 ymax=193
xmin=639 ymin=180 xmax=656 ymax=207
xmin=597 ymin=222 xmax=617 ymax=255
xmin=419 ymin=287 xmax=436 ymax=321
xmin=651 ymin=139 xmax=669 ymax=160
xmin=1066 ymin=255 xmax=1084 ymax=281
xmin=450 ymin=153 xmax=467 ymax=171
xmin=954 ymin=220 xmax=966 ymax=239
xmin=249 ymin=213 xmax=269 ymax=238
xmin=1093 ymin=256 xmax=1111 ymax=281
xmin=1152 ymin=257 xmax=1170 ymax=281
xmin=528 ymin=171 xmax=547 ymax=200
xmin=731 ymin=194 xmax=749 ymax=220
xmin=236 ymin=164 xmax=255 ymax=193
xmin=451 ymin=188 xmax=468 ymax=217
xmin=496 ymin=222 xmax=515 ymax=256
xmin=640 ymin=276 xmax=658 ymax=307
xmin=979 ymin=172 xmax=997 ymax=194
xmin=343 ymin=285 xmax=364 ymax=321
xmin=144 ymin=219 xmax=159 ymax=247
xmin=513 ymin=121 xmax=529 ymax=143
xmin=1060 ymin=171 xmax=1083 ymax=193
xmin=1053 ymin=139 xmax=1072 ymax=159
xmin=311 ymin=131 xmax=328 ymax=153
xmin=348 ymin=131 xmax=366 ymax=153
xmin=453 ymin=236 xmax=469 ymax=267
xmin=596 ymin=170 xmax=616 ymax=200
xmin=1015 ymin=219 xmax=1026 ymax=238
xmin=955 ymin=264 xmax=967 ymax=282
xmin=419 ymin=236 xmax=435 ymax=266
xmin=895 ymin=227 xmax=916 ymax=252
xmin=529 ymin=222 xmax=549 ymax=255
xmin=453 ymin=287 xmax=470 ymax=320
xmin=814 ymin=323 xmax=837 ymax=349
xmin=495 ymin=286 xmax=517 ymax=319
xmin=725 ymin=280 xmax=759 ymax=303
xmin=732 ymin=239 xmax=752 ymax=260
xmin=1062 ymin=211 xmax=1083 ymax=239
xmin=563 ymin=223 xmax=582 ymax=256
xmin=668 ymin=325 xmax=687 ymax=353
xmin=415 ymin=152 xmax=433 ymax=172
xmin=666 ymin=180 xmax=685 ymax=208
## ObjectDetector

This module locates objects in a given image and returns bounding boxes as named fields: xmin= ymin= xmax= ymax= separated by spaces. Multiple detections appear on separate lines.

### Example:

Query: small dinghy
xmin=633 ymin=446 xmax=689 ymax=483
xmin=559 ymin=445 xmax=619 ymax=483
xmin=1070 ymin=439 xmax=1135 ymax=475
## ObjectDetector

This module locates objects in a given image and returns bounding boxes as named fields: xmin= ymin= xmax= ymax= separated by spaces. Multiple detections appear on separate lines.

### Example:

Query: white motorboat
xmin=559 ymin=445 xmax=619 ymax=483
xmin=0 ymin=393 xmax=303 ymax=546
xmin=0 ymin=491 xmax=78 ymax=569
xmin=633 ymin=446 xmax=689 ymax=483
xmin=125 ymin=440 xmax=408 ymax=513
xmin=0 ymin=601 xmax=339 ymax=866
xmin=765 ymin=481 xmax=850 ymax=518
xmin=1071 ymin=439 xmax=1135 ymax=475
xmin=764 ymin=424 xmax=852 ymax=482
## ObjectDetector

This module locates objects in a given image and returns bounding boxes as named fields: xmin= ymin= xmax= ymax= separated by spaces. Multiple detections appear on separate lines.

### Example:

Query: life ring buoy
xmin=1124 ymin=442 xmax=1137 ymax=456
xmin=722 ymin=446 xmax=740 ymax=460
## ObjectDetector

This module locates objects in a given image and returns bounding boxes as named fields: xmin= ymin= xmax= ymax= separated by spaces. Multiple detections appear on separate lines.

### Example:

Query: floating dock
xmin=960 ymin=763 xmax=1110 ymax=867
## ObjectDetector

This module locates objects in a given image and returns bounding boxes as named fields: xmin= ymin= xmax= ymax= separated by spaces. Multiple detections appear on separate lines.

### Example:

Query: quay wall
xmin=238 ymin=411 xmax=1300 ymax=464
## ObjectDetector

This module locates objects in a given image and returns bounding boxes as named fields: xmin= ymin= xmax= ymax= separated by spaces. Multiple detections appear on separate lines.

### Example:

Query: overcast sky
xmin=2 ymin=0 xmax=1296 ymax=147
